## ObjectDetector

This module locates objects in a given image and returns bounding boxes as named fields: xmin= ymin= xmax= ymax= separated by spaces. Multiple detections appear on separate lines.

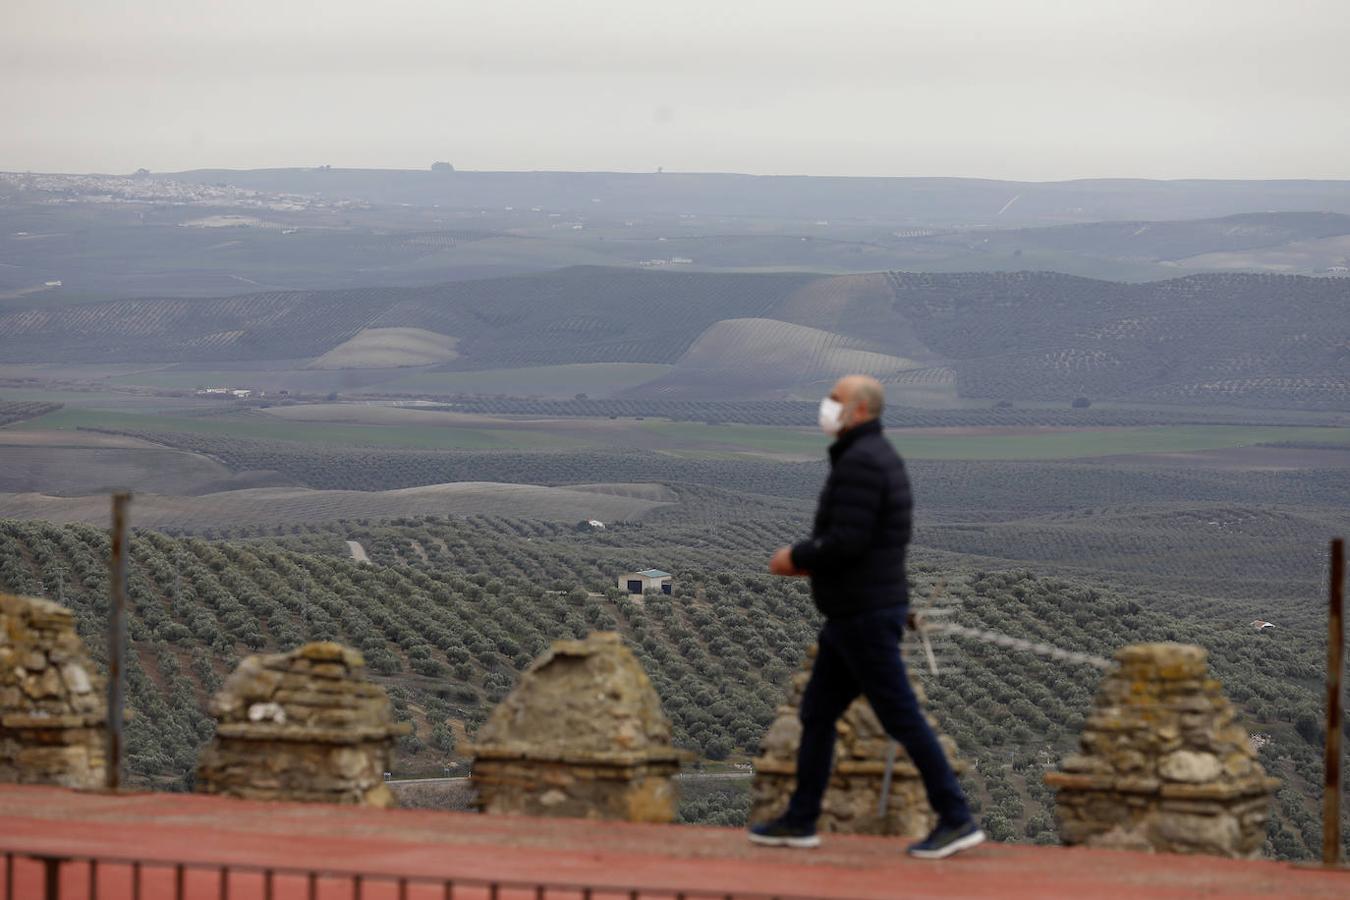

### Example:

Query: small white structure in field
xmin=619 ymin=569 xmax=672 ymax=596
xmin=1250 ymin=620 xmax=1276 ymax=632
xmin=588 ymin=520 xmax=606 ymax=530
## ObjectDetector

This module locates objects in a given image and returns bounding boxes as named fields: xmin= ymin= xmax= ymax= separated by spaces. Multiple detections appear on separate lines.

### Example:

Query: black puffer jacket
xmin=790 ymin=419 xmax=912 ymax=619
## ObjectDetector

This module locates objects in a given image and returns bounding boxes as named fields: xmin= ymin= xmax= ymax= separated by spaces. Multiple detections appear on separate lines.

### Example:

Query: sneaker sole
xmin=748 ymin=832 xmax=822 ymax=849
xmin=908 ymin=829 xmax=986 ymax=860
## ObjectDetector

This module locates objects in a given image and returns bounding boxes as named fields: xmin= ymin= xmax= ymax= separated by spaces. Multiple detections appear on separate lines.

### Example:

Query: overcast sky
xmin=4 ymin=0 xmax=1348 ymax=180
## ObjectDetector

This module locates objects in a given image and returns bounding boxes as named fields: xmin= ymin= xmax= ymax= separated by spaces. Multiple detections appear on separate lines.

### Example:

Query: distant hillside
xmin=168 ymin=169 xmax=1350 ymax=227
xmin=1 ymin=268 xmax=1344 ymax=408
xmin=885 ymin=271 xmax=1348 ymax=409
xmin=0 ymin=268 xmax=811 ymax=366
xmin=917 ymin=212 xmax=1350 ymax=264
xmin=8 ymin=173 xmax=1350 ymax=303
xmin=0 ymin=481 xmax=673 ymax=529
xmin=639 ymin=317 xmax=925 ymax=398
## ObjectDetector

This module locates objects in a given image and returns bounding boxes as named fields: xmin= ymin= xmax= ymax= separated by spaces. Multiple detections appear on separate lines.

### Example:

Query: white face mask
xmin=818 ymin=397 xmax=845 ymax=436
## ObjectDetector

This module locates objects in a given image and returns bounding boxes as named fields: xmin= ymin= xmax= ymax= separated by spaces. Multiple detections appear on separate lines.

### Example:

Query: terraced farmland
xmin=0 ymin=515 xmax=1339 ymax=859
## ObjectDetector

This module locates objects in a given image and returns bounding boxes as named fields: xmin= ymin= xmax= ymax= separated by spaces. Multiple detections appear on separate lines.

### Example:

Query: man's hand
xmin=769 ymin=546 xmax=807 ymax=577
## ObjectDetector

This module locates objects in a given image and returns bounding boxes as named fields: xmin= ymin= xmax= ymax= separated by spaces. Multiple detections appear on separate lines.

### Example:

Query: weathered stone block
xmin=0 ymin=593 xmax=106 ymax=788
xmin=197 ymin=642 xmax=407 ymax=806
xmin=471 ymin=632 xmax=684 ymax=823
xmin=1045 ymin=643 xmax=1276 ymax=858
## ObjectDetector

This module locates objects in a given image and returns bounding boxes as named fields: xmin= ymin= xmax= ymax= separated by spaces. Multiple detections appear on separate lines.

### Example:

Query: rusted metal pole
xmin=106 ymin=492 xmax=131 ymax=792
xmin=1325 ymin=537 xmax=1345 ymax=866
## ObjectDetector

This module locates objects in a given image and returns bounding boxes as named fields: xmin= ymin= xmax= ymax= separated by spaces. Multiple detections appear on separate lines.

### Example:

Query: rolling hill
xmin=8 ymin=173 xmax=1350 ymax=306
xmin=165 ymin=169 xmax=1350 ymax=226
xmin=307 ymin=327 xmax=460 ymax=369
xmin=637 ymin=317 xmax=923 ymax=398
xmin=913 ymin=212 xmax=1350 ymax=265
xmin=1 ymin=267 xmax=1344 ymax=409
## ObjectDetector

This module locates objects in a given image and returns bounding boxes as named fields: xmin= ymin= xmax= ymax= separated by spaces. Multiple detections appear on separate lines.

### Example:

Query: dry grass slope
xmin=307 ymin=327 xmax=460 ymax=369
xmin=637 ymin=318 xmax=923 ymax=398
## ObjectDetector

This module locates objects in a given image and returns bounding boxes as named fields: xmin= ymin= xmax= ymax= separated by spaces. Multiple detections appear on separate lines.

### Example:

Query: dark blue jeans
xmin=785 ymin=605 xmax=971 ymax=828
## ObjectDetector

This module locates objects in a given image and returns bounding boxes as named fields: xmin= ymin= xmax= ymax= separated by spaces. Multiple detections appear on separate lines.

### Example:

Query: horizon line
xmin=6 ymin=166 xmax=1350 ymax=185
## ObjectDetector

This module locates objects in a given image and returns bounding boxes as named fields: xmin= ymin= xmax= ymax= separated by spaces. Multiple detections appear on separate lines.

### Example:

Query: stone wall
xmin=1045 ymin=643 xmax=1278 ymax=858
xmin=750 ymin=645 xmax=967 ymax=837
xmin=471 ymin=632 xmax=684 ymax=822
xmin=196 ymin=642 xmax=408 ymax=806
xmin=0 ymin=592 xmax=106 ymax=788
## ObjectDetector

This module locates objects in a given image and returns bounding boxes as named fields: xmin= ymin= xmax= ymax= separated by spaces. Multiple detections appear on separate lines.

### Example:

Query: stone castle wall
xmin=1045 ymin=643 xmax=1277 ymax=858
xmin=471 ymin=632 xmax=684 ymax=822
xmin=750 ymin=645 xmax=967 ymax=837
xmin=0 ymin=592 xmax=106 ymax=788
xmin=197 ymin=642 xmax=408 ymax=806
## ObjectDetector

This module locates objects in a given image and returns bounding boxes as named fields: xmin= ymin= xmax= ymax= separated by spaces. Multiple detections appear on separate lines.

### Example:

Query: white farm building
xmin=619 ymin=569 xmax=672 ymax=596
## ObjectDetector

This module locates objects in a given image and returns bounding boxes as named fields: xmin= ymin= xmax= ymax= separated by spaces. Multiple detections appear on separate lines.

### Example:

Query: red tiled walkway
xmin=2 ymin=785 xmax=1347 ymax=899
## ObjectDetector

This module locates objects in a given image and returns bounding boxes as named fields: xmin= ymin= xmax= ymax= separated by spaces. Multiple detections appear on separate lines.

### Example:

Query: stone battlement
xmin=471 ymin=631 xmax=685 ymax=822
xmin=1045 ymin=642 xmax=1277 ymax=857
xmin=0 ymin=593 xmax=105 ymax=788
xmin=196 ymin=642 xmax=409 ymax=806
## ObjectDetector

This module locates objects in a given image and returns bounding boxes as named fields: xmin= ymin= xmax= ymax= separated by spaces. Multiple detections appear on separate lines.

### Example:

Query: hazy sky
xmin=4 ymin=0 xmax=1348 ymax=180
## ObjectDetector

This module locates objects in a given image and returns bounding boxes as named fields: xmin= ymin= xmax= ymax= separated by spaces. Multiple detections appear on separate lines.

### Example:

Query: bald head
xmin=830 ymin=375 xmax=885 ymax=429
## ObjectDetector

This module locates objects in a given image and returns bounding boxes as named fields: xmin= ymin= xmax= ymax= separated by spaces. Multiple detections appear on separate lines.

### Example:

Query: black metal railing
xmin=2 ymin=849 xmax=842 ymax=900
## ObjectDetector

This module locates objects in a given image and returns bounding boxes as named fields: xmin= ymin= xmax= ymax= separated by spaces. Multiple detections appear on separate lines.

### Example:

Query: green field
xmin=105 ymin=370 xmax=278 ymax=389
xmin=10 ymin=404 xmax=1350 ymax=460
xmin=0 ymin=386 xmax=198 ymax=411
xmin=7 ymin=406 xmax=587 ymax=450
xmin=643 ymin=421 xmax=1350 ymax=460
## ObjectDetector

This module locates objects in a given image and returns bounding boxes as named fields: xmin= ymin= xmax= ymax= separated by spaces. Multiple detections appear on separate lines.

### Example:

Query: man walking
xmin=749 ymin=375 xmax=984 ymax=859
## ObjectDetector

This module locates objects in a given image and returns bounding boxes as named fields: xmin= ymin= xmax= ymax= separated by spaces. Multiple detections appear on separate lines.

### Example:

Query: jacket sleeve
xmin=790 ymin=455 xmax=885 ymax=573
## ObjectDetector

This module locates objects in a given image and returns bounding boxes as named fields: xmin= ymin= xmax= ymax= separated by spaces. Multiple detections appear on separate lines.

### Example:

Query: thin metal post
xmin=40 ymin=856 xmax=60 ymax=900
xmin=106 ymin=492 xmax=132 ymax=791
xmin=878 ymin=741 xmax=897 ymax=816
xmin=1325 ymin=537 xmax=1345 ymax=867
